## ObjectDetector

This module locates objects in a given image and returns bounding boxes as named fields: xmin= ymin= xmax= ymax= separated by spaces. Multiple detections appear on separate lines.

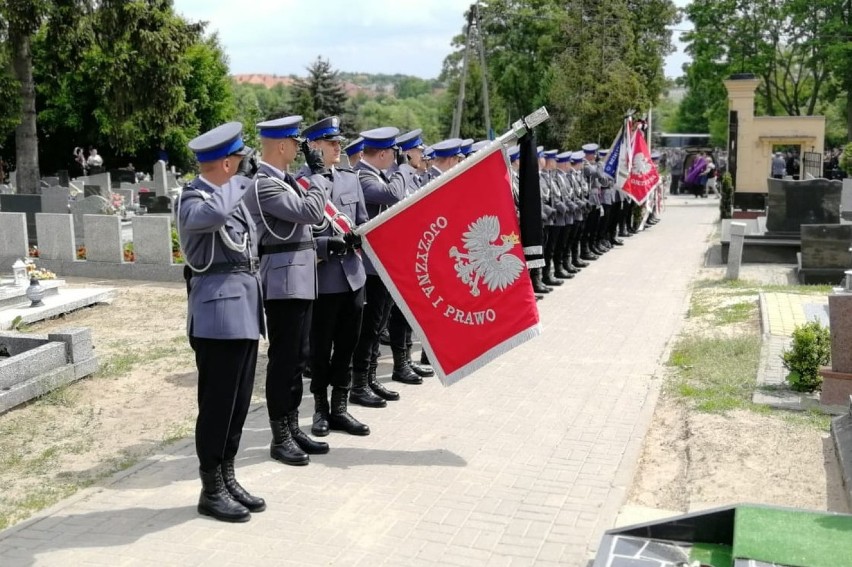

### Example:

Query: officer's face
xmin=281 ymin=138 xmax=299 ymax=165
xmin=313 ymin=139 xmax=341 ymax=166
xmin=407 ymin=148 xmax=424 ymax=170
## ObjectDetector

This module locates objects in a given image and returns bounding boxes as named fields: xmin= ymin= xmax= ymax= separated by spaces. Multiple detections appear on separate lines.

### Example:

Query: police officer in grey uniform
xmin=599 ymin=148 xmax=624 ymax=247
xmin=569 ymin=151 xmax=593 ymax=266
xmin=582 ymin=143 xmax=605 ymax=258
xmin=539 ymin=147 xmax=562 ymax=287
xmin=344 ymin=137 xmax=364 ymax=168
xmin=543 ymin=149 xmax=573 ymax=280
xmin=553 ymin=151 xmax=580 ymax=275
xmin=297 ymin=117 xmax=371 ymax=438
xmin=245 ymin=116 xmax=330 ymax=466
xmin=350 ymin=126 xmax=411 ymax=407
xmin=385 ymin=129 xmax=435 ymax=379
xmin=177 ymin=122 xmax=265 ymax=523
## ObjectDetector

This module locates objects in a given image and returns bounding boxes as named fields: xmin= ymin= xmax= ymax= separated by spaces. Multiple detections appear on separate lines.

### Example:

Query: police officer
xmin=570 ymin=151 xmax=596 ymax=264
xmin=426 ymin=138 xmax=463 ymax=182
xmin=582 ymin=143 xmax=606 ymax=258
xmin=385 ymin=129 xmax=434 ymax=379
xmin=298 ymin=117 xmax=370 ymax=437
xmin=543 ymin=149 xmax=573 ymax=280
xmin=554 ymin=151 xmax=580 ymax=275
xmin=177 ymin=122 xmax=265 ymax=522
xmin=245 ymin=116 xmax=330 ymax=466
xmin=539 ymin=147 xmax=562 ymax=287
xmin=351 ymin=126 xmax=412 ymax=407
xmin=459 ymin=138 xmax=475 ymax=159
xmin=344 ymin=137 xmax=364 ymax=168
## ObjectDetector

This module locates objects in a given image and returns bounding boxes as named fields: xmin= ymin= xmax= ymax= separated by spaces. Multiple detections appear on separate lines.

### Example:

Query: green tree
xmin=395 ymin=76 xmax=430 ymax=99
xmin=292 ymin=57 xmax=349 ymax=128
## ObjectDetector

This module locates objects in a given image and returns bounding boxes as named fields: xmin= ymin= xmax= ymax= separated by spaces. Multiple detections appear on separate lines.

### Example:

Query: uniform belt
xmin=196 ymin=259 xmax=260 ymax=275
xmin=258 ymin=240 xmax=315 ymax=256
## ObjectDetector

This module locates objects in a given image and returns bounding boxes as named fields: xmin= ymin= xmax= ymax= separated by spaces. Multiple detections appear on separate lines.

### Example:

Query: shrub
xmin=123 ymin=242 xmax=135 ymax=263
xmin=170 ymin=227 xmax=184 ymax=264
xmin=841 ymin=142 xmax=852 ymax=175
xmin=781 ymin=321 xmax=831 ymax=392
xmin=719 ymin=172 xmax=733 ymax=219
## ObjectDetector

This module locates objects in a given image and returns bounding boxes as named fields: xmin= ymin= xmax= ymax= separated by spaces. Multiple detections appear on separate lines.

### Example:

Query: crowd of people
xmin=174 ymin=115 xmax=664 ymax=523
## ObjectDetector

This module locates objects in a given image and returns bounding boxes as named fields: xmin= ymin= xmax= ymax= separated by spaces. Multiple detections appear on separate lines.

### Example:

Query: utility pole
xmin=450 ymin=2 xmax=493 ymax=139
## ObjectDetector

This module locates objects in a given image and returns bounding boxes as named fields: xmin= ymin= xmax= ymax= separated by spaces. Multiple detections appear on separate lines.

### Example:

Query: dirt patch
xmin=628 ymin=266 xmax=849 ymax=515
xmin=0 ymin=280 xmax=267 ymax=529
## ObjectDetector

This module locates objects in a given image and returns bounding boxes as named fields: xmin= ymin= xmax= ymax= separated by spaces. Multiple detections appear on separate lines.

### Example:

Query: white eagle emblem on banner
xmin=631 ymin=153 xmax=652 ymax=175
xmin=449 ymin=215 xmax=524 ymax=297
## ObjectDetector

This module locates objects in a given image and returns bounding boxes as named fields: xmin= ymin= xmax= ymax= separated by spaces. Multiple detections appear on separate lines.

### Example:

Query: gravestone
xmin=152 ymin=160 xmax=169 ymax=196
xmin=139 ymin=192 xmax=156 ymax=211
xmin=56 ymin=170 xmax=70 ymax=187
xmin=114 ymin=188 xmax=134 ymax=208
xmin=147 ymin=196 xmax=172 ymax=214
xmin=726 ymin=222 xmax=747 ymax=280
xmin=71 ymin=195 xmax=111 ymax=241
xmin=110 ymin=169 xmax=136 ymax=187
xmin=766 ymin=177 xmax=842 ymax=234
xmin=843 ymin=178 xmax=852 ymax=222
xmin=40 ymin=186 xmax=71 ymax=214
xmin=0 ymin=185 xmax=13 ymax=195
xmin=41 ymin=176 xmax=59 ymax=187
xmin=84 ymin=184 xmax=108 ymax=198
xmin=800 ymin=224 xmax=852 ymax=270
xmin=82 ymin=215 xmax=122 ymax=262
xmin=0 ymin=212 xmax=28 ymax=262
xmin=86 ymin=172 xmax=111 ymax=194
xmin=132 ymin=216 xmax=172 ymax=264
xmin=35 ymin=213 xmax=76 ymax=261
xmin=0 ymin=194 xmax=41 ymax=245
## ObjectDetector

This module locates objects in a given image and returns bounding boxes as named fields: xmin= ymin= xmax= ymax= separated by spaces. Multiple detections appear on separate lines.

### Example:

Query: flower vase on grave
xmin=25 ymin=277 xmax=45 ymax=307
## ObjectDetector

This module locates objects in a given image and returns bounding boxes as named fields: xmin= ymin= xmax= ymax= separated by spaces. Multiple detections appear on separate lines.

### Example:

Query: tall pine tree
xmin=292 ymin=57 xmax=351 ymax=132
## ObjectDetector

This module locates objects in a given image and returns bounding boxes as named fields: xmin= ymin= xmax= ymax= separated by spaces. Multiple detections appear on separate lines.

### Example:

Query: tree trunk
xmin=10 ymin=32 xmax=40 ymax=195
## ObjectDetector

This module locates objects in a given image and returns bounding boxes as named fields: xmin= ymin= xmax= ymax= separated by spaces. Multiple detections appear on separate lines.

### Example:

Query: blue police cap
xmin=471 ymin=140 xmax=489 ymax=154
xmin=423 ymin=146 xmax=435 ymax=160
xmin=556 ymin=151 xmax=572 ymax=163
xmin=431 ymin=138 xmax=463 ymax=158
xmin=543 ymin=149 xmax=558 ymax=159
xmin=582 ymin=143 xmax=599 ymax=154
xmin=397 ymin=129 xmax=425 ymax=152
xmin=344 ymin=137 xmax=364 ymax=156
xmin=360 ymin=126 xmax=400 ymax=150
xmin=598 ymin=149 xmax=609 ymax=157
xmin=188 ymin=122 xmax=249 ymax=163
xmin=459 ymin=138 xmax=474 ymax=156
xmin=570 ymin=151 xmax=585 ymax=163
xmin=257 ymin=115 xmax=302 ymax=140
xmin=651 ymin=150 xmax=661 ymax=161
xmin=508 ymin=145 xmax=520 ymax=161
xmin=302 ymin=117 xmax=344 ymax=142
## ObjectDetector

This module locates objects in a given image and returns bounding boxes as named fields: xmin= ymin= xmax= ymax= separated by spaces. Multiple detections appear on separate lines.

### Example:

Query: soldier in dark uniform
xmin=385 ymin=129 xmax=434 ymax=379
xmin=344 ymin=137 xmax=364 ymax=168
xmin=176 ymin=122 xmax=265 ymax=522
xmin=298 ymin=117 xmax=371 ymax=437
xmin=351 ymin=126 xmax=413 ymax=408
xmin=245 ymin=116 xmax=330 ymax=466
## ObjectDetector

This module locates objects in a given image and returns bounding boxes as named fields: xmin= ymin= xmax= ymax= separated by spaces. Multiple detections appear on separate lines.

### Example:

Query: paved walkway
xmin=0 ymin=198 xmax=719 ymax=567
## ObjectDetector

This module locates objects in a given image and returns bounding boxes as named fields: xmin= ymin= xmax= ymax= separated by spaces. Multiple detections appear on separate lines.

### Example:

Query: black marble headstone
xmin=110 ymin=169 xmax=137 ymax=187
xmin=148 ymin=196 xmax=172 ymax=214
xmin=0 ymin=194 xmax=42 ymax=244
xmin=84 ymin=184 xmax=106 ymax=198
xmin=800 ymin=224 xmax=852 ymax=270
xmin=766 ymin=177 xmax=842 ymax=234
xmin=56 ymin=170 xmax=70 ymax=187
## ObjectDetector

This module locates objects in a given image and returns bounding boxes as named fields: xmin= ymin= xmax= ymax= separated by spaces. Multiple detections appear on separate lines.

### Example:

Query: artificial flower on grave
xmin=110 ymin=193 xmax=126 ymax=216
xmin=23 ymin=258 xmax=57 ymax=280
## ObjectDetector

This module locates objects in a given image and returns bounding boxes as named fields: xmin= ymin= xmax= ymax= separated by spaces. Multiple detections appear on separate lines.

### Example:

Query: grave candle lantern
xmin=12 ymin=259 xmax=27 ymax=287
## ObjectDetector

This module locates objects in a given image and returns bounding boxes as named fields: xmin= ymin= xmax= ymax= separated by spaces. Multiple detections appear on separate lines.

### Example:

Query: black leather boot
xmin=391 ymin=347 xmax=422 ymax=384
xmin=406 ymin=346 xmax=434 ymax=377
xmin=198 ymin=466 xmax=251 ymax=523
xmin=531 ymin=269 xmax=552 ymax=293
xmin=270 ymin=418 xmax=309 ymax=465
xmin=328 ymin=387 xmax=370 ymax=436
xmin=573 ymin=242 xmax=589 ymax=268
xmin=222 ymin=459 xmax=266 ymax=513
xmin=378 ymin=326 xmax=391 ymax=346
xmin=581 ymin=242 xmax=598 ymax=261
xmin=368 ymin=363 xmax=400 ymax=401
xmin=288 ymin=410 xmax=329 ymax=454
xmin=553 ymin=262 xmax=574 ymax=279
xmin=311 ymin=392 xmax=330 ymax=437
xmin=349 ymin=368 xmax=387 ymax=408
xmin=542 ymin=266 xmax=563 ymax=286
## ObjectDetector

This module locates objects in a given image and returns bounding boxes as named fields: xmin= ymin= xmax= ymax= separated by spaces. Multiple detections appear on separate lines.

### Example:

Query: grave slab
xmin=132 ymin=216 xmax=172 ymax=265
xmin=0 ymin=212 xmax=28 ymax=262
xmin=35 ymin=213 xmax=76 ymax=261
xmin=82 ymin=215 xmax=123 ymax=263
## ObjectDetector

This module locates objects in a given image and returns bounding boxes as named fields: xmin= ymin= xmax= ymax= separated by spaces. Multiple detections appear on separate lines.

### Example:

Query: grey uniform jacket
xmin=570 ymin=170 xmax=587 ymax=222
xmin=387 ymin=162 xmax=422 ymax=196
xmin=539 ymin=171 xmax=556 ymax=225
xmin=553 ymin=171 xmax=575 ymax=225
xmin=296 ymin=166 xmax=368 ymax=295
xmin=583 ymin=160 xmax=604 ymax=207
xmin=176 ymin=176 xmax=265 ymax=340
xmin=355 ymin=160 xmax=407 ymax=276
xmin=246 ymin=162 xmax=327 ymax=301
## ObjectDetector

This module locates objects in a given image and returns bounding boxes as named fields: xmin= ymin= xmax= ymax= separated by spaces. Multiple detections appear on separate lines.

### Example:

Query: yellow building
xmin=724 ymin=74 xmax=825 ymax=199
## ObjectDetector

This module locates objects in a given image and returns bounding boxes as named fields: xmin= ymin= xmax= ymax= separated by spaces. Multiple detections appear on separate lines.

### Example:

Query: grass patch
xmin=713 ymin=301 xmax=757 ymax=325
xmin=37 ymin=384 xmax=79 ymax=408
xmin=667 ymin=335 xmax=762 ymax=412
xmin=161 ymin=420 xmax=193 ymax=445
xmin=694 ymin=278 xmax=832 ymax=295
xmin=96 ymin=343 xmax=192 ymax=380
xmin=781 ymin=408 xmax=833 ymax=432
xmin=688 ymin=295 xmax=712 ymax=318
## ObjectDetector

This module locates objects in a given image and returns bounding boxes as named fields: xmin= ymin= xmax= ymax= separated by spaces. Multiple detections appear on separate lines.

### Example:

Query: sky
xmin=173 ymin=0 xmax=693 ymax=79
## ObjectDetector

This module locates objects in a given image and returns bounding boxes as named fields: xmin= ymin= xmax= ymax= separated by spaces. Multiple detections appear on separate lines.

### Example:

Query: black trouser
xmin=352 ymin=275 xmax=393 ymax=374
xmin=389 ymin=304 xmax=411 ymax=351
xmin=543 ymin=225 xmax=559 ymax=267
xmin=310 ymin=287 xmax=365 ymax=393
xmin=670 ymin=174 xmax=681 ymax=194
xmin=584 ymin=206 xmax=600 ymax=242
xmin=190 ymin=337 xmax=258 ymax=472
xmin=597 ymin=204 xmax=612 ymax=241
xmin=264 ymin=299 xmax=312 ymax=420
xmin=556 ymin=223 xmax=572 ymax=264
xmin=608 ymin=201 xmax=621 ymax=240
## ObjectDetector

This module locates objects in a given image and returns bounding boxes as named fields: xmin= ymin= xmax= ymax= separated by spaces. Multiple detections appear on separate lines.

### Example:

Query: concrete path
xmin=0 ymin=197 xmax=719 ymax=567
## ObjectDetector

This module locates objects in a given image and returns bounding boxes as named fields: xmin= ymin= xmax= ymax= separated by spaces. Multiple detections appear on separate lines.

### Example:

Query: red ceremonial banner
xmin=359 ymin=145 xmax=541 ymax=386
xmin=623 ymin=129 xmax=660 ymax=205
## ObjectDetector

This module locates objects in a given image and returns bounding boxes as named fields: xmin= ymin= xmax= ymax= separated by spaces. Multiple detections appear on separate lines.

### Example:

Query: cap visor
xmin=231 ymin=145 xmax=251 ymax=157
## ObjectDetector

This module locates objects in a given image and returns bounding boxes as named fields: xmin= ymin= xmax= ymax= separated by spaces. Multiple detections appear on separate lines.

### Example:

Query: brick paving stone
xmin=0 ymin=198 xmax=718 ymax=566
